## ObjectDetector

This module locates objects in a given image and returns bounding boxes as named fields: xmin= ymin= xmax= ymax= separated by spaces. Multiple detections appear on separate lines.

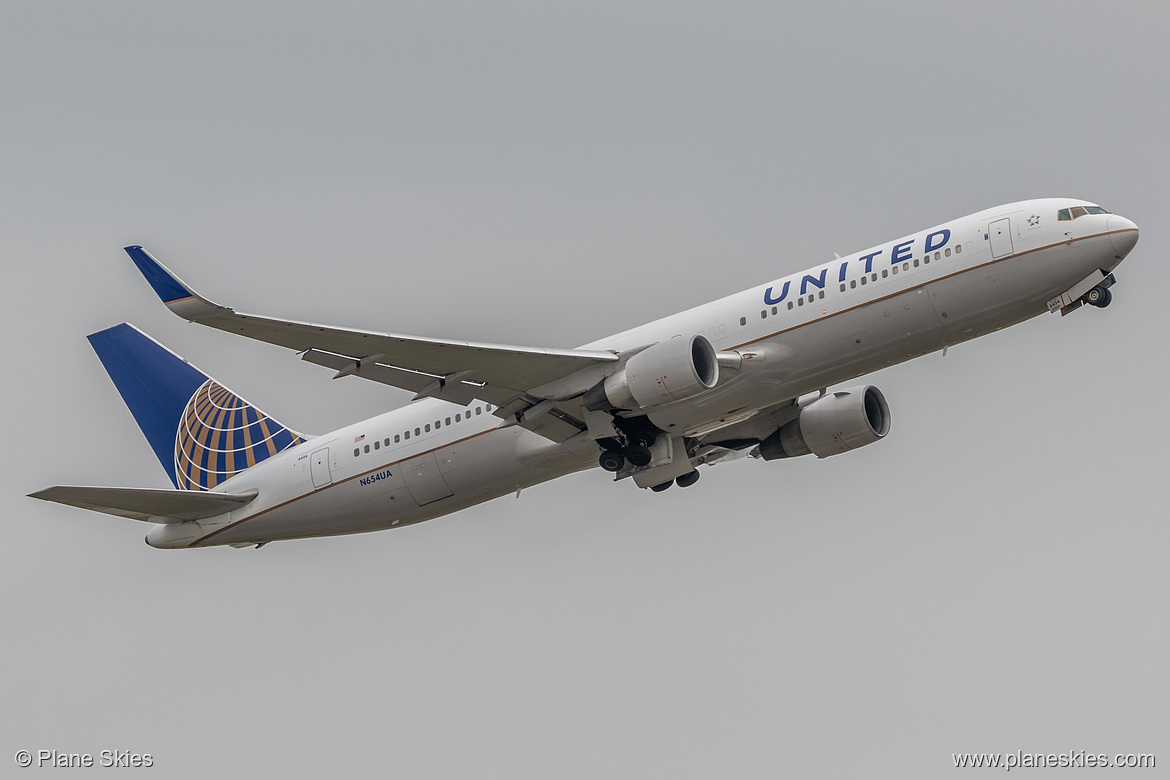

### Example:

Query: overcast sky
xmin=4 ymin=2 xmax=1167 ymax=777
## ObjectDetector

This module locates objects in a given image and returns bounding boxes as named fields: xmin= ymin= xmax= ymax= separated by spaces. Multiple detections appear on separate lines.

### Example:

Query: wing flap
xmin=302 ymin=348 xmax=487 ymax=406
xmin=29 ymin=486 xmax=259 ymax=523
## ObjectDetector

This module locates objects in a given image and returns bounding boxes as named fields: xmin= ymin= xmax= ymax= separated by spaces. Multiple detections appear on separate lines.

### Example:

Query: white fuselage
xmin=149 ymin=198 xmax=1138 ymax=548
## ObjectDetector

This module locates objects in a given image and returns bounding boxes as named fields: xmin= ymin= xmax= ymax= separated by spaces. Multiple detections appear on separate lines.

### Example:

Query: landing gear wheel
xmin=624 ymin=445 xmax=653 ymax=468
xmin=649 ymin=480 xmax=673 ymax=492
xmin=675 ymin=470 xmax=700 ymax=488
xmin=599 ymin=450 xmax=625 ymax=473
xmin=1085 ymin=285 xmax=1112 ymax=308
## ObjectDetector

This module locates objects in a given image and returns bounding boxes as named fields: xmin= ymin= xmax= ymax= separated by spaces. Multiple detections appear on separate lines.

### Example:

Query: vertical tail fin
xmin=87 ymin=323 xmax=306 ymax=490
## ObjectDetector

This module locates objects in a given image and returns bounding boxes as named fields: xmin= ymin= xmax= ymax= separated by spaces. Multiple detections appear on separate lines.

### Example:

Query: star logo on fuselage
xmin=1028 ymin=214 xmax=1040 ymax=227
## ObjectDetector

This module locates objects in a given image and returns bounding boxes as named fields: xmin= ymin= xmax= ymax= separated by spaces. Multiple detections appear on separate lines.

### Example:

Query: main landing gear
xmin=597 ymin=418 xmax=659 ymax=473
xmin=595 ymin=416 xmax=702 ymax=492
xmin=647 ymin=471 xmax=701 ymax=493
xmin=598 ymin=442 xmax=654 ymax=472
xmin=599 ymin=449 xmax=625 ymax=472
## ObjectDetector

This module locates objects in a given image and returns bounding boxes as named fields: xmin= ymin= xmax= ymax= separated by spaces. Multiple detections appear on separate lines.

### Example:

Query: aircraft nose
xmin=1107 ymin=215 xmax=1139 ymax=257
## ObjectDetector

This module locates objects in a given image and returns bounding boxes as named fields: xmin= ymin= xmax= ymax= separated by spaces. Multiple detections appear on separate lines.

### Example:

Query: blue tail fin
xmin=88 ymin=324 xmax=306 ymax=490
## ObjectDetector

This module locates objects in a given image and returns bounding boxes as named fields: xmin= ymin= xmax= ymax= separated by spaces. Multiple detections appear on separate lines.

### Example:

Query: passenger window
xmin=739 ymin=316 xmax=746 ymax=326
xmin=760 ymin=310 xmax=767 ymax=319
xmin=475 ymin=408 xmax=481 ymax=416
xmin=394 ymin=434 xmax=400 ymax=443
xmin=861 ymin=276 xmax=867 ymax=285
xmin=771 ymin=306 xmax=778 ymax=315
xmin=798 ymin=298 xmax=804 ymax=307
xmin=364 ymin=444 xmax=370 ymax=453
xmin=892 ymin=266 xmax=898 ymax=275
xmin=871 ymin=273 xmax=878 ymax=281
xmin=850 ymin=280 xmax=857 ymax=288
xmin=902 ymin=262 xmax=909 ymax=271
xmin=434 ymin=420 xmax=440 ymax=429
xmin=945 ymin=248 xmax=951 ymax=257
xmin=425 ymin=424 xmax=431 ymax=433
xmin=404 ymin=431 xmax=410 ymax=440
xmin=353 ymin=448 xmax=359 ymax=457
xmin=881 ymin=270 xmax=888 ymax=278
xmin=934 ymin=251 xmax=940 ymax=260
xmin=839 ymin=284 xmax=846 ymax=292
xmin=415 ymin=427 xmax=421 ymax=435
xmin=818 ymin=291 xmax=824 ymax=299
xmin=913 ymin=259 xmax=919 ymax=267
xmin=955 ymin=244 xmax=962 ymax=254
xmin=455 ymin=413 xmax=461 ymax=422
xmin=374 ymin=440 xmax=380 ymax=450
xmin=446 ymin=417 xmax=452 ymax=425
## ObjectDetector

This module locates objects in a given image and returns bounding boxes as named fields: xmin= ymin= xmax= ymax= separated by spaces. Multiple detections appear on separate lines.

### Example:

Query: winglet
xmin=124 ymin=246 xmax=222 ymax=318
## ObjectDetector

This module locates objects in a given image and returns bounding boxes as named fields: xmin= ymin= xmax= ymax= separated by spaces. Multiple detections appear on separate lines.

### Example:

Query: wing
xmin=29 ymin=486 xmax=259 ymax=523
xmin=125 ymin=246 xmax=620 ymax=441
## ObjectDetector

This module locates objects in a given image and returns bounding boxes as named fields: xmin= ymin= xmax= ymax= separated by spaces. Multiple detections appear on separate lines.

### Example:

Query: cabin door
xmin=310 ymin=447 xmax=332 ymax=489
xmin=988 ymin=218 xmax=1015 ymax=258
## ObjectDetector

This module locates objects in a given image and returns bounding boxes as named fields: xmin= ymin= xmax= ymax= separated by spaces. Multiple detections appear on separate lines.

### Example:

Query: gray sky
xmin=4 ymin=2 xmax=1167 ymax=777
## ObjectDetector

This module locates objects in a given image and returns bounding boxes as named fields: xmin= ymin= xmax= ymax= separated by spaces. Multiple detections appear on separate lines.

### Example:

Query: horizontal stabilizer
xmin=29 ymin=485 xmax=259 ymax=523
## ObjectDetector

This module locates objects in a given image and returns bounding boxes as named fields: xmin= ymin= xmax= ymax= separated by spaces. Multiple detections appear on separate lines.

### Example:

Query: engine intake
xmin=584 ymin=335 xmax=719 ymax=412
xmin=758 ymin=385 xmax=890 ymax=460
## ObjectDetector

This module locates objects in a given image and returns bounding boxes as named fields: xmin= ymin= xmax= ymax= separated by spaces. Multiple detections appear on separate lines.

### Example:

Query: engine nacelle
xmin=583 ymin=335 xmax=719 ymax=412
xmin=758 ymin=385 xmax=890 ymax=460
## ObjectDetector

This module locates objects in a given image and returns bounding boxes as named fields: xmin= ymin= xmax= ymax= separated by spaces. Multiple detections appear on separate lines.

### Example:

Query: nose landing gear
xmin=1084 ymin=284 xmax=1112 ymax=308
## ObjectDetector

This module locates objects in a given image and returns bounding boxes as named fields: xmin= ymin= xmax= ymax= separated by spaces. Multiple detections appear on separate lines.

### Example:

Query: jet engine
xmin=757 ymin=385 xmax=890 ymax=460
xmin=583 ymin=335 xmax=719 ymax=412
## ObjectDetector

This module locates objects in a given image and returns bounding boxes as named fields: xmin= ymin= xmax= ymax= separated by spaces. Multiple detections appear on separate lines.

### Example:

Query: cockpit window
xmin=1059 ymin=205 xmax=1110 ymax=221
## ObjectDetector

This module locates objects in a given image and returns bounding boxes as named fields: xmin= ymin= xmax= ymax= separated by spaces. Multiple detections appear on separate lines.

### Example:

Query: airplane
xmin=29 ymin=198 xmax=1138 ymax=549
